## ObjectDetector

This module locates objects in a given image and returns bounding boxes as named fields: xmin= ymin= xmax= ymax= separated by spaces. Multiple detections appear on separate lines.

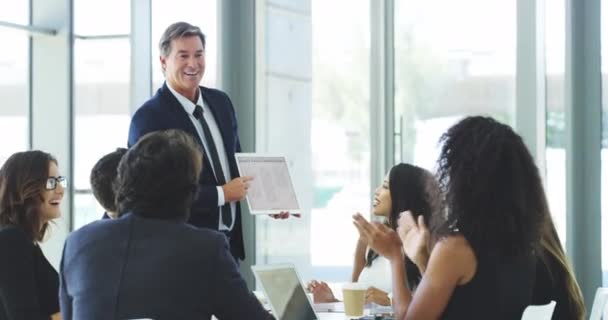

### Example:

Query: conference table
xmin=318 ymin=312 xmax=393 ymax=319
xmin=249 ymin=292 xmax=392 ymax=319
xmin=314 ymin=302 xmax=392 ymax=319
xmin=317 ymin=312 xmax=364 ymax=319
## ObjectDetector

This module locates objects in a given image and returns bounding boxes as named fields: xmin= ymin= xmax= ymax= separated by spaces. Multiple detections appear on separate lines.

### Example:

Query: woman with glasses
xmin=0 ymin=151 xmax=65 ymax=320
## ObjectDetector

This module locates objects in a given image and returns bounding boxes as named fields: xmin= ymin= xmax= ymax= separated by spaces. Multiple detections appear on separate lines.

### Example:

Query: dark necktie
xmin=193 ymin=105 xmax=232 ymax=227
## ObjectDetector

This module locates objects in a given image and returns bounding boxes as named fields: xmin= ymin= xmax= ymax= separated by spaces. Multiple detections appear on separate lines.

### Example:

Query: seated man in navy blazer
xmin=59 ymin=130 xmax=273 ymax=320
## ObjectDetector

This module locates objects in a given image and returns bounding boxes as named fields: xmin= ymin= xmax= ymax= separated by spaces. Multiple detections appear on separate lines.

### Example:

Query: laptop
xmin=252 ymin=264 xmax=319 ymax=320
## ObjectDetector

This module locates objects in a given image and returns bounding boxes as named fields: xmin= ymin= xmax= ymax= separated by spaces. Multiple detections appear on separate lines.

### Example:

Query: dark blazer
xmin=0 ymin=225 xmax=59 ymax=320
xmin=59 ymin=213 xmax=271 ymax=320
xmin=128 ymin=83 xmax=244 ymax=260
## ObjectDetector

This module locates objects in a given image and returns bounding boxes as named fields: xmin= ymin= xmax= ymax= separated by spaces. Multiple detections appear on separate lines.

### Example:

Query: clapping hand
xmin=397 ymin=211 xmax=430 ymax=271
xmin=352 ymin=213 xmax=403 ymax=261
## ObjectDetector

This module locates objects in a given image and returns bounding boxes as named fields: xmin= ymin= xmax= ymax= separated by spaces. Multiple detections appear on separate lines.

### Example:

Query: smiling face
xmin=160 ymin=35 xmax=205 ymax=102
xmin=39 ymin=161 xmax=64 ymax=223
xmin=372 ymin=173 xmax=392 ymax=217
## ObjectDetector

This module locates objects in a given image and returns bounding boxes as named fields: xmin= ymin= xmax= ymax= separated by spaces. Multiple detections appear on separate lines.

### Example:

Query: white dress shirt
xmin=166 ymin=83 xmax=236 ymax=231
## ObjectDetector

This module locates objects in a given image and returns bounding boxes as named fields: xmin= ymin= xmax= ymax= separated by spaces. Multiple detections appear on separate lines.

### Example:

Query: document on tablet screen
xmin=235 ymin=154 xmax=300 ymax=214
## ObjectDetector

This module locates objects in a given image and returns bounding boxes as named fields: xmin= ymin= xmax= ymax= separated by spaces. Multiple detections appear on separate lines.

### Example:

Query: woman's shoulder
xmin=432 ymin=235 xmax=477 ymax=266
xmin=0 ymin=225 xmax=35 ymax=260
xmin=431 ymin=234 xmax=478 ymax=284
xmin=435 ymin=234 xmax=472 ymax=253
xmin=0 ymin=224 xmax=27 ymax=239
xmin=0 ymin=224 xmax=31 ymax=248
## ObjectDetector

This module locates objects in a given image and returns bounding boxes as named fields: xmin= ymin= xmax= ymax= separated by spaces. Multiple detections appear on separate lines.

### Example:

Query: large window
xmin=394 ymin=0 xmax=516 ymax=169
xmin=309 ymin=0 xmax=370 ymax=281
xmin=545 ymin=0 xmax=566 ymax=245
xmin=0 ymin=1 xmax=29 ymax=166
xmin=255 ymin=0 xmax=370 ymax=290
xmin=71 ymin=0 xmax=220 ymax=229
xmin=151 ymin=0 xmax=218 ymax=90
xmin=72 ymin=0 xmax=131 ymax=229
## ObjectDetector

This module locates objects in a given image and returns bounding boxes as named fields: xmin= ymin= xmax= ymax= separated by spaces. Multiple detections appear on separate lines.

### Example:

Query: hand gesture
xmin=223 ymin=176 xmax=253 ymax=202
xmin=397 ymin=211 xmax=430 ymax=270
xmin=352 ymin=213 xmax=402 ymax=261
xmin=354 ymin=213 xmax=368 ymax=246
xmin=306 ymin=280 xmax=338 ymax=303
xmin=365 ymin=286 xmax=391 ymax=306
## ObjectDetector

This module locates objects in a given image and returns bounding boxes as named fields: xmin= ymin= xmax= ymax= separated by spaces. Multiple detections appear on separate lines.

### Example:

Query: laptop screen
xmin=253 ymin=265 xmax=318 ymax=320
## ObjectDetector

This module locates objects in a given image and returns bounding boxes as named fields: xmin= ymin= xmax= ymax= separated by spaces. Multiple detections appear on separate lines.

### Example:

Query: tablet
xmin=252 ymin=264 xmax=318 ymax=320
xmin=234 ymin=153 xmax=301 ymax=214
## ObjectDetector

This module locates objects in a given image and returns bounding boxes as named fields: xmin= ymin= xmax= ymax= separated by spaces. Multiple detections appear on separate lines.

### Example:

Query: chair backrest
xmin=521 ymin=300 xmax=556 ymax=320
xmin=589 ymin=288 xmax=608 ymax=320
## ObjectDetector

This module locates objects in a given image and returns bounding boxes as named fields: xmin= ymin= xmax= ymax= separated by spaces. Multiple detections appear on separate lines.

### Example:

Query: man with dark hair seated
xmin=59 ymin=129 xmax=272 ymax=320
xmin=90 ymin=148 xmax=127 ymax=219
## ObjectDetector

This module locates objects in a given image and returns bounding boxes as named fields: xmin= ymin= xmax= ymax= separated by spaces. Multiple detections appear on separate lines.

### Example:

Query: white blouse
xmin=357 ymin=254 xmax=392 ymax=294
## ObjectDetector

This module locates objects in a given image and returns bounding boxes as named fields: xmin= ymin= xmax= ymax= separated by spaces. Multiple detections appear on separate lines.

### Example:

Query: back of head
xmin=387 ymin=163 xmax=442 ymax=229
xmin=90 ymin=148 xmax=127 ymax=215
xmin=436 ymin=116 xmax=544 ymax=258
xmin=0 ymin=150 xmax=56 ymax=241
xmin=115 ymin=130 xmax=202 ymax=221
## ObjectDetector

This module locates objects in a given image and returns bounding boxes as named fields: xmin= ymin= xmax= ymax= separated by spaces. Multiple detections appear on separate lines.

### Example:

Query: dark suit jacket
xmin=128 ymin=83 xmax=244 ymax=260
xmin=59 ymin=213 xmax=271 ymax=320
xmin=0 ymin=225 xmax=59 ymax=320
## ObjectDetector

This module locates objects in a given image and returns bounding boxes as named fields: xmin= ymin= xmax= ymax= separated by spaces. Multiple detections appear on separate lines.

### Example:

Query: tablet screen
xmin=235 ymin=154 xmax=300 ymax=214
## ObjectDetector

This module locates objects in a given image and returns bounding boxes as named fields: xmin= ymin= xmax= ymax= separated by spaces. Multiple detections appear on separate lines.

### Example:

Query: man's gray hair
xmin=159 ymin=22 xmax=206 ymax=57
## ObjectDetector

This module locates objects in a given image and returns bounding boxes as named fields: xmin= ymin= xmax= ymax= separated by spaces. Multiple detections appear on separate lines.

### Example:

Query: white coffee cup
xmin=342 ymin=283 xmax=367 ymax=318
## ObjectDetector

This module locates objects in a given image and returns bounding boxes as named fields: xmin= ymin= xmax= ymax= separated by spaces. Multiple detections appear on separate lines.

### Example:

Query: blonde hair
xmin=539 ymin=201 xmax=586 ymax=320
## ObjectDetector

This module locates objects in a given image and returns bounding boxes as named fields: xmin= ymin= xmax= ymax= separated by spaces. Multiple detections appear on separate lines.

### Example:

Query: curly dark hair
xmin=435 ymin=116 xmax=544 ymax=258
xmin=0 ymin=151 xmax=57 ymax=241
xmin=366 ymin=163 xmax=441 ymax=289
xmin=90 ymin=148 xmax=127 ymax=214
xmin=115 ymin=130 xmax=202 ymax=221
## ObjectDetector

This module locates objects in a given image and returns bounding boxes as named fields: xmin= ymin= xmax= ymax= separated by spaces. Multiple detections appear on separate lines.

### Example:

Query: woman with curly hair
xmin=308 ymin=163 xmax=441 ymax=306
xmin=354 ymin=116 xmax=545 ymax=319
xmin=0 ymin=151 xmax=65 ymax=320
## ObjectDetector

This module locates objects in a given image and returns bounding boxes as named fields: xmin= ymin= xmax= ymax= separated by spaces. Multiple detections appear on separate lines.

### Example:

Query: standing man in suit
xmin=128 ymin=22 xmax=254 ymax=260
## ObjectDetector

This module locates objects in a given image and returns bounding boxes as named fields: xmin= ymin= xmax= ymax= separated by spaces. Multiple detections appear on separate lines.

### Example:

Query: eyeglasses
xmin=46 ymin=176 xmax=67 ymax=190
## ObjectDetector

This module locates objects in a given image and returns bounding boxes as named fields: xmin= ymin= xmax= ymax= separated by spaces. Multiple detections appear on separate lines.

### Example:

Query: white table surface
xmin=317 ymin=312 xmax=353 ymax=319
